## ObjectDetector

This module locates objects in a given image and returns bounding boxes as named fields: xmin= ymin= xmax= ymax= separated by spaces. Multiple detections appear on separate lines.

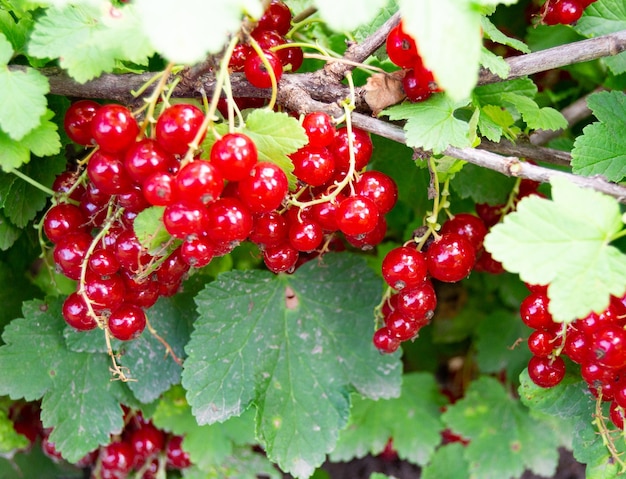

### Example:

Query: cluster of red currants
xmin=541 ymin=0 xmax=597 ymax=25
xmin=229 ymin=0 xmax=302 ymax=89
xmin=523 ymin=285 xmax=626 ymax=429
xmin=373 ymin=212 xmax=492 ymax=354
xmin=11 ymin=401 xmax=190 ymax=479
xmin=385 ymin=20 xmax=439 ymax=102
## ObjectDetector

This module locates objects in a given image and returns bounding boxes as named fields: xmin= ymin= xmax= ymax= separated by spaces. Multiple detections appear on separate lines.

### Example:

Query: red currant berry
xmin=475 ymin=203 xmax=503 ymax=228
xmin=87 ymin=150 xmax=134 ymax=195
xmin=130 ymin=423 xmax=165 ymax=468
xmin=543 ymin=0 xmax=584 ymax=25
xmin=122 ymin=274 xmax=160 ymax=310
xmin=210 ymin=133 xmax=258 ymax=181
xmin=142 ymin=172 xmax=177 ymax=206
xmin=403 ymin=66 xmax=435 ymax=102
xmin=302 ymin=112 xmax=336 ymax=148
xmin=280 ymin=43 xmax=304 ymax=72
xmin=175 ymin=160 xmax=224 ymax=205
xmin=385 ymin=22 xmax=420 ymax=69
xmin=163 ymin=201 xmax=209 ymax=239
xmin=528 ymin=330 xmax=557 ymax=358
xmin=263 ymin=243 xmax=299 ymax=273
xmin=384 ymin=309 xmax=421 ymax=341
xmin=249 ymin=212 xmax=288 ymax=249
xmin=156 ymin=103 xmax=205 ymax=156
xmin=64 ymin=100 xmax=101 ymax=146
xmin=244 ymin=50 xmax=283 ymax=89
xmin=382 ymin=246 xmax=428 ymax=291
xmin=229 ymin=44 xmax=253 ymax=72
xmin=108 ymin=303 xmax=147 ymax=341
xmin=396 ymin=279 xmax=437 ymax=320
xmin=344 ymin=216 xmax=387 ymax=250
xmin=166 ymin=435 xmax=191 ymax=470
xmin=124 ymin=139 xmax=178 ymax=185
xmin=43 ymin=203 xmax=88 ymax=244
xmin=372 ymin=327 xmax=401 ymax=354
xmin=610 ymin=401 xmax=625 ymax=429
xmin=309 ymin=196 xmax=343 ymax=232
xmin=238 ymin=161 xmax=288 ymax=214
xmin=180 ymin=237 xmax=215 ymax=268
xmin=205 ymin=197 xmax=253 ymax=244
xmin=100 ymin=441 xmax=134 ymax=475
xmin=155 ymin=247 xmax=190 ymax=285
xmin=84 ymin=272 xmax=126 ymax=311
xmin=288 ymin=218 xmax=323 ymax=252
xmin=62 ymin=292 xmax=98 ymax=331
xmin=354 ymin=171 xmax=398 ymax=214
xmin=53 ymin=231 xmax=93 ymax=280
xmin=336 ymin=195 xmax=380 ymax=236
xmin=52 ymin=171 xmax=86 ymax=203
xmin=563 ymin=328 xmax=592 ymax=364
xmin=591 ymin=324 xmax=626 ymax=370
xmin=256 ymin=0 xmax=292 ymax=35
xmin=527 ymin=355 xmax=566 ymax=388
xmin=114 ymin=229 xmax=151 ymax=272
xmin=290 ymin=146 xmax=335 ymax=186
xmin=426 ymin=233 xmax=476 ymax=283
xmin=331 ymin=127 xmax=373 ymax=174
xmin=91 ymin=104 xmax=139 ymax=153
xmin=88 ymin=247 xmax=120 ymax=276
xmin=440 ymin=213 xmax=487 ymax=252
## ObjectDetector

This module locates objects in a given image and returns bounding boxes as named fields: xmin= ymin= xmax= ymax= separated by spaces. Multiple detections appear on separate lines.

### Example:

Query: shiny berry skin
xmin=354 ymin=171 xmax=398 ymax=214
xmin=108 ymin=303 xmax=147 ymax=341
xmin=53 ymin=231 xmax=93 ymax=280
xmin=520 ymin=293 xmax=554 ymax=330
xmin=440 ymin=213 xmax=487 ymax=252
xmin=175 ymin=160 xmax=224 ymax=205
xmin=384 ymin=309 xmax=420 ymax=341
xmin=310 ymin=197 xmax=343 ymax=232
xmin=527 ymin=355 xmax=566 ymax=388
xmin=563 ymin=329 xmax=592 ymax=364
xmin=142 ymin=171 xmax=177 ymax=206
xmin=396 ymin=280 xmax=437 ymax=320
xmin=336 ymin=195 xmax=380 ymax=236
xmin=181 ymin=237 xmax=215 ymax=268
xmin=238 ymin=162 xmax=288 ymax=214
xmin=114 ymin=229 xmax=151 ymax=272
xmin=591 ymin=325 xmax=626 ymax=370
xmin=610 ymin=401 xmax=625 ymax=429
xmin=124 ymin=139 xmax=178 ymax=184
xmin=288 ymin=218 xmax=323 ymax=252
xmin=100 ymin=441 xmax=134 ymax=475
xmin=87 ymin=150 xmax=134 ymax=195
xmin=402 ymin=65 xmax=435 ymax=102
xmin=302 ymin=112 xmax=336 ymax=148
xmin=290 ymin=146 xmax=335 ymax=186
xmin=256 ymin=0 xmax=292 ymax=35
xmin=88 ymin=247 xmax=120 ymax=276
xmin=62 ymin=292 xmax=98 ymax=331
xmin=344 ymin=216 xmax=388 ymax=250
xmin=426 ymin=233 xmax=476 ymax=283
xmin=281 ymin=43 xmax=304 ymax=72
xmin=130 ymin=423 xmax=165 ymax=467
xmin=385 ymin=22 xmax=420 ymax=69
xmin=205 ymin=197 xmax=253 ymax=244
xmin=64 ymin=100 xmax=100 ymax=146
xmin=84 ymin=272 xmax=126 ymax=310
xmin=210 ymin=133 xmax=258 ymax=181
xmin=166 ymin=435 xmax=191 ymax=470
xmin=475 ymin=202 xmax=503 ymax=228
xmin=91 ymin=104 xmax=139 ymax=153
xmin=123 ymin=275 xmax=160 ymax=310
xmin=382 ymin=246 xmax=428 ymax=291
xmin=372 ymin=327 xmax=401 ymax=353
xmin=244 ymin=50 xmax=283 ymax=89
xmin=263 ymin=243 xmax=299 ymax=273
xmin=249 ymin=212 xmax=288 ymax=249
xmin=229 ymin=43 xmax=253 ymax=72
xmin=528 ymin=330 xmax=557 ymax=358
xmin=156 ymin=103 xmax=206 ymax=156
xmin=43 ymin=203 xmax=88 ymax=244
xmin=155 ymin=248 xmax=190 ymax=285
xmin=52 ymin=171 xmax=86 ymax=203
xmin=543 ymin=0 xmax=584 ymax=25
xmin=331 ymin=127 xmax=373 ymax=174
xmin=163 ymin=201 xmax=209 ymax=239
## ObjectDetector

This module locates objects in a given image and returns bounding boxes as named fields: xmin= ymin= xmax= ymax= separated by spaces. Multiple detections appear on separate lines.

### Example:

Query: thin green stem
xmin=11 ymin=169 xmax=57 ymax=198
xmin=248 ymin=35 xmax=278 ymax=110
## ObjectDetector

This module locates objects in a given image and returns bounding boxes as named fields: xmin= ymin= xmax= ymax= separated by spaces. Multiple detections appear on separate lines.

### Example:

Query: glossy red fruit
xmin=53 ymin=231 xmax=93 ymax=280
xmin=205 ymin=197 xmax=253 ymax=244
xmin=52 ymin=171 xmax=86 ymax=203
xmin=528 ymin=330 xmax=557 ymax=358
xmin=100 ymin=441 xmax=134 ymax=475
xmin=402 ymin=66 xmax=435 ymax=102
xmin=331 ymin=127 xmax=373 ymax=175
xmin=108 ymin=303 xmax=147 ymax=341
xmin=238 ymin=162 xmax=288 ymax=214
xmin=91 ymin=104 xmax=139 ymax=153
xmin=382 ymin=246 xmax=428 ymax=291
xmin=62 ymin=293 xmax=98 ymax=331
xmin=280 ymin=43 xmax=304 ymax=72
xmin=372 ymin=327 xmax=401 ymax=353
xmin=84 ymin=272 xmax=126 ymax=310
xmin=43 ymin=203 xmax=88 ymax=244
xmin=64 ymin=100 xmax=101 ymax=146
xmin=130 ymin=423 xmax=165 ymax=468
xmin=396 ymin=280 xmax=437 ymax=320
xmin=87 ymin=150 xmax=134 ymax=195
xmin=175 ymin=160 xmax=224 ymax=205
xmin=520 ymin=292 xmax=554 ymax=330
xmin=163 ymin=201 xmax=209 ymax=239
xmin=124 ymin=139 xmax=178 ymax=185
xmin=543 ymin=0 xmax=584 ymax=25
xmin=440 ymin=213 xmax=488 ymax=252
xmin=426 ymin=233 xmax=476 ymax=283
xmin=166 ymin=435 xmax=191 ymax=470
xmin=475 ymin=202 xmax=503 ymax=228
xmin=210 ymin=133 xmax=258 ymax=181
xmin=156 ymin=103 xmax=206 ymax=156
xmin=344 ymin=215 xmax=387 ymax=250
xmin=591 ymin=324 xmax=626 ymax=370
xmin=384 ymin=309 xmax=421 ymax=341
xmin=288 ymin=218 xmax=323 ymax=252
xmin=354 ymin=171 xmax=398 ymax=214
xmin=180 ymin=237 xmax=215 ymax=268
xmin=336 ymin=195 xmax=380 ymax=236
xmin=142 ymin=171 xmax=177 ymax=206
xmin=610 ymin=401 xmax=625 ymax=429
xmin=244 ymin=50 xmax=283 ymax=89
xmin=249 ymin=212 xmax=288 ymax=249
xmin=229 ymin=43 xmax=253 ymax=72
xmin=256 ymin=0 xmax=292 ymax=35
xmin=527 ymin=355 xmax=566 ymax=388
xmin=88 ymin=247 xmax=120 ymax=276
xmin=263 ymin=243 xmax=299 ymax=273
xmin=302 ymin=112 xmax=336 ymax=148
xmin=385 ymin=22 xmax=420 ymax=69
xmin=114 ymin=229 xmax=151 ymax=272
xmin=563 ymin=328 xmax=592 ymax=364
xmin=155 ymin=248 xmax=190 ymax=285
xmin=290 ymin=146 xmax=335 ymax=186
xmin=310 ymin=196 xmax=343 ymax=232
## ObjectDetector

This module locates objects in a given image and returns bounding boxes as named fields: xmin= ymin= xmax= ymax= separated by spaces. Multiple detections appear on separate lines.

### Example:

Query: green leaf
xmin=133 ymin=0 xmax=261 ymax=65
xmin=0 ymin=260 xmax=40 ymax=330
xmin=29 ymin=4 xmax=153 ymax=83
xmin=183 ymin=447 xmax=283 ymax=479
xmin=484 ymin=177 xmax=626 ymax=323
xmin=133 ymin=206 xmax=170 ymax=253
xmin=571 ymin=91 xmax=626 ymax=182
xmin=477 ymin=104 xmax=520 ymax=142
xmin=450 ymin=163 xmax=516 ymax=204
xmin=0 ymin=401 xmax=29 ymax=453
xmin=480 ymin=47 xmax=510 ymax=80
xmin=0 ymin=444 xmax=83 ymax=479
xmin=0 ymin=130 xmax=29 ymax=171
xmin=0 ymin=299 xmax=124 ymax=462
xmin=353 ymin=0 xmax=397 ymax=42
xmin=0 ymin=211 xmax=21 ymax=250
xmin=0 ymin=11 xmax=33 ymax=57
xmin=152 ymin=386 xmax=256 ymax=470
xmin=313 ymin=0 xmax=389 ymax=31
xmin=182 ymin=253 xmax=402 ymax=478
xmin=481 ymin=17 xmax=530 ymax=53
xmin=421 ymin=443 xmax=471 ymax=479
xmin=0 ymin=32 xmax=12 ymax=65
xmin=383 ymin=93 xmax=472 ymax=154
xmin=0 ymin=63 xmax=49 ymax=141
xmin=331 ymin=372 xmax=445 ymax=466
xmin=442 ymin=376 xmax=560 ymax=479
xmin=242 ymin=109 xmax=308 ymax=188
xmin=20 ymin=109 xmax=62 ymax=158
xmin=120 ymin=295 xmax=193 ymax=404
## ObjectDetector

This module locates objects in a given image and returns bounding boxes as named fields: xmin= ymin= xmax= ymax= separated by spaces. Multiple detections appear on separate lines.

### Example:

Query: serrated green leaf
xmin=480 ymin=47 xmax=510 ymax=79
xmin=473 ymin=78 xmax=536 ymax=105
xmin=477 ymin=104 xmax=519 ymax=142
xmin=0 ymin=11 xmax=33 ymax=57
xmin=353 ymin=0 xmax=397 ymax=42
xmin=133 ymin=0 xmax=261 ymax=65
xmin=183 ymin=253 xmax=402 ymax=478
xmin=331 ymin=372 xmax=445 ymax=466
xmin=183 ymin=446 xmax=283 ymax=479
xmin=133 ymin=206 xmax=170 ymax=253
xmin=481 ymin=17 xmax=530 ymax=54
xmin=0 ymin=32 xmax=12 ymax=65
xmin=0 ymin=298 xmax=124 ymax=461
xmin=243 ymin=109 xmax=307 ymax=188
xmin=0 ymin=130 xmax=30 ymax=171
xmin=383 ymin=93 xmax=472 ymax=154
xmin=0 ymin=260 xmax=40 ymax=328
xmin=484 ymin=178 xmax=626 ymax=323
xmin=572 ymin=91 xmax=626 ymax=182
xmin=0 ymin=211 xmax=21 ymax=250
xmin=0 ymin=64 xmax=49 ymax=141
xmin=442 ymin=376 xmax=559 ymax=479
xmin=0 ymin=404 xmax=29 ymax=453
xmin=20 ymin=109 xmax=62 ymax=158
xmin=421 ymin=443 xmax=470 ymax=479
xmin=450 ymin=163 xmax=516 ymax=204
xmin=313 ymin=0 xmax=389 ymax=31
xmin=152 ymin=386 xmax=256 ymax=470
xmin=120 ymin=295 xmax=193 ymax=403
